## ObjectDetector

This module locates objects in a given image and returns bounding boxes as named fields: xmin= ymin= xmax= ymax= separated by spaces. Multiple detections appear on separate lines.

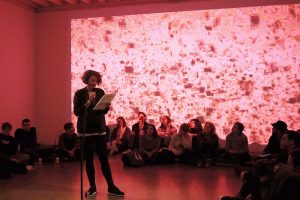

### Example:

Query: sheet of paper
xmin=93 ymin=93 xmax=116 ymax=110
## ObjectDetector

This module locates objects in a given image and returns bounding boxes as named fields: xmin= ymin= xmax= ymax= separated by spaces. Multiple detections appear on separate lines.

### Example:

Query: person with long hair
xmin=157 ymin=115 xmax=177 ymax=147
xmin=139 ymin=124 xmax=160 ymax=164
xmin=157 ymin=123 xmax=193 ymax=165
xmin=189 ymin=118 xmax=203 ymax=135
xmin=195 ymin=122 xmax=219 ymax=168
xmin=73 ymin=70 xmax=124 ymax=198
xmin=109 ymin=117 xmax=133 ymax=155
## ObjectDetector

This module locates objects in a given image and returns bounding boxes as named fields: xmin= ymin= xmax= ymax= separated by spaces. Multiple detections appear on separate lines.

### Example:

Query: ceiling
xmin=7 ymin=0 xmax=198 ymax=12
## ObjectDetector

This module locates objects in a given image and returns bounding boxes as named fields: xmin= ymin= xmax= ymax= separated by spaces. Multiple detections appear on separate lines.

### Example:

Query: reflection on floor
xmin=0 ymin=155 xmax=241 ymax=200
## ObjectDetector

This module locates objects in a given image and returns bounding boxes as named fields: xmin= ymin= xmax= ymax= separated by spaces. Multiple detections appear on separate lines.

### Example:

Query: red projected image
xmin=71 ymin=4 xmax=300 ymax=144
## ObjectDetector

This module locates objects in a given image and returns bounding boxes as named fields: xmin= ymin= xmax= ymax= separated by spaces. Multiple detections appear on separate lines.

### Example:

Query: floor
xmin=0 ymin=155 xmax=241 ymax=200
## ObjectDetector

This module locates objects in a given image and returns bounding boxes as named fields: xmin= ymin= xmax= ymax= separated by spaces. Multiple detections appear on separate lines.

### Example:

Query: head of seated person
xmin=22 ymin=118 xmax=33 ymax=132
xmin=145 ymin=124 xmax=158 ymax=138
xmin=64 ymin=122 xmax=76 ymax=136
xmin=271 ymin=120 xmax=288 ymax=139
xmin=280 ymin=130 xmax=300 ymax=153
xmin=1 ymin=122 xmax=12 ymax=136
xmin=188 ymin=119 xmax=202 ymax=135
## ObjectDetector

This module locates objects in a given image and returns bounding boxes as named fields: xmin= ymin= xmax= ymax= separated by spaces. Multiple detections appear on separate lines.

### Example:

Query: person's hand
xmin=10 ymin=158 xmax=19 ymax=163
xmin=1 ymin=139 xmax=10 ymax=145
xmin=107 ymin=143 xmax=111 ymax=149
xmin=147 ymin=152 xmax=152 ymax=158
xmin=159 ymin=147 xmax=167 ymax=152
xmin=116 ymin=140 xmax=122 ymax=145
xmin=106 ymin=103 xmax=112 ymax=109
xmin=88 ymin=92 xmax=96 ymax=103
xmin=69 ymin=150 xmax=75 ymax=157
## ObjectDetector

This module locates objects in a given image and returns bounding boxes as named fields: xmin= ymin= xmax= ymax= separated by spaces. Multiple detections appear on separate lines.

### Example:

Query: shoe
xmin=205 ymin=159 xmax=212 ymax=168
xmin=108 ymin=185 xmax=125 ymax=197
xmin=197 ymin=159 xmax=204 ymax=168
xmin=85 ymin=186 xmax=97 ymax=198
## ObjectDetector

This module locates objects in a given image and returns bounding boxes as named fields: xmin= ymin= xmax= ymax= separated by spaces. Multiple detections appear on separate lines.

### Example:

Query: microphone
xmin=87 ymin=87 xmax=96 ymax=105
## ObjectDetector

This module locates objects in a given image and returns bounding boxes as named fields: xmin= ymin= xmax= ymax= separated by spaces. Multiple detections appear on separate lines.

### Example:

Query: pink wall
xmin=0 ymin=1 xmax=36 ymax=134
xmin=34 ymin=0 xmax=298 ymax=144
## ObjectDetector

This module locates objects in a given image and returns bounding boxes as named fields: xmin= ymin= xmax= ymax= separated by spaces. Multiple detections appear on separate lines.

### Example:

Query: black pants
xmin=83 ymin=135 xmax=114 ymax=188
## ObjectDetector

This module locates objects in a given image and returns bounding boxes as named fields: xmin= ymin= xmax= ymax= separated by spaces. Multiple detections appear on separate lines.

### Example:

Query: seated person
xmin=262 ymin=120 xmax=287 ymax=156
xmin=157 ymin=123 xmax=193 ymax=164
xmin=0 ymin=122 xmax=18 ymax=157
xmin=0 ymin=122 xmax=32 ymax=177
xmin=275 ymin=149 xmax=300 ymax=200
xmin=14 ymin=118 xmax=37 ymax=153
xmin=139 ymin=124 xmax=160 ymax=164
xmin=188 ymin=118 xmax=203 ymax=135
xmin=276 ymin=130 xmax=300 ymax=164
xmin=57 ymin=122 xmax=80 ymax=160
xmin=132 ymin=112 xmax=149 ymax=149
xmin=219 ymin=122 xmax=250 ymax=166
xmin=157 ymin=115 xmax=177 ymax=147
xmin=195 ymin=122 xmax=219 ymax=168
xmin=108 ymin=117 xmax=133 ymax=155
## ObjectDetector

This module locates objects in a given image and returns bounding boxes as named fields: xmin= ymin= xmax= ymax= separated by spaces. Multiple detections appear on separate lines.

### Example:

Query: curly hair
xmin=81 ymin=70 xmax=102 ymax=85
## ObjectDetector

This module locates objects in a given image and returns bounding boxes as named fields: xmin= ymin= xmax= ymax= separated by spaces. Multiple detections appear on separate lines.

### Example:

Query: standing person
xmin=132 ymin=112 xmax=149 ymax=149
xmin=73 ymin=70 xmax=124 ymax=198
xmin=157 ymin=115 xmax=177 ymax=147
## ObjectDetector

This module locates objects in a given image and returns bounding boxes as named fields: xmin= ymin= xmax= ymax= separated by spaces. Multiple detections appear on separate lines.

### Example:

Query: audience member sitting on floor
xmin=132 ymin=112 xmax=149 ymax=149
xmin=274 ymin=148 xmax=300 ymax=200
xmin=157 ymin=123 xmax=193 ymax=164
xmin=14 ymin=118 xmax=37 ymax=153
xmin=157 ymin=115 xmax=177 ymax=148
xmin=0 ymin=122 xmax=32 ymax=179
xmin=195 ymin=122 xmax=219 ymax=168
xmin=221 ymin=145 xmax=300 ymax=200
xmin=139 ymin=124 xmax=160 ymax=164
xmin=14 ymin=118 xmax=38 ymax=164
xmin=108 ymin=117 xmax=133 ymax=155
xmin=0 ymin=122 xmax=18 ymax=157
xmin=275 ymin=130 xmax=300 ymax=164
xmin=262 ymin=120 xmax=287 ymax=157
xmin=188 ymin=118 xmax=203 ymax=135
xmin=218 ymin=122 xmax=250 ymax=166
xmin=57 ymin=122 xmax=80 ymax=161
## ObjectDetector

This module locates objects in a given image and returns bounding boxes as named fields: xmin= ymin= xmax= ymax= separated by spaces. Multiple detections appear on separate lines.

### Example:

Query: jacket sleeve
xmin=240 ymin=135 xmax=249 ymax=153
xmin=32 ymin=127 xmax=37 ymax=147
xmin=73 ymin=90 xmax=86 ymax=117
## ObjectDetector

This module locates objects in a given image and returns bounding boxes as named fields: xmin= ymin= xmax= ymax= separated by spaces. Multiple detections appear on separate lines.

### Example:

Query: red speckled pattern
xmin=71 ymin=4 xmax=300 ymax=144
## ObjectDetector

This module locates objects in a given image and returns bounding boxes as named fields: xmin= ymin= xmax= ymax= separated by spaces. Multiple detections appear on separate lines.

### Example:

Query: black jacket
xmin=14 ymin=127 xmax=37 ymax=151
xmin=0 ymin=134 xmax=18 ymax=156
xmin=73 ymin=87 xmax=109 ymax=134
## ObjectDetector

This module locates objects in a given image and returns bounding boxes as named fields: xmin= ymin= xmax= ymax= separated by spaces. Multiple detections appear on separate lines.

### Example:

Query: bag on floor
xmin=121 ymin=150 xmax=144 ymax=167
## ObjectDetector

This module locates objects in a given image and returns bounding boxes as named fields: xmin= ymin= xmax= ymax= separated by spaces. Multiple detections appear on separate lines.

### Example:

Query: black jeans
xmin=83 ymin=135 xmax=114 ymax=188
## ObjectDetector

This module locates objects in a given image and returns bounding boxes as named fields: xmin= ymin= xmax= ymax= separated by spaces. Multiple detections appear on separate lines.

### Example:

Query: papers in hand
xmin=93 ymin=93 xmax=116 ymax=110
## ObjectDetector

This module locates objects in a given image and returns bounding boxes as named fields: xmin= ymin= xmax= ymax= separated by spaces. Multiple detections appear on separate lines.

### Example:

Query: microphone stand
xmin=80 ymin=93 xmax=89 ymax=200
